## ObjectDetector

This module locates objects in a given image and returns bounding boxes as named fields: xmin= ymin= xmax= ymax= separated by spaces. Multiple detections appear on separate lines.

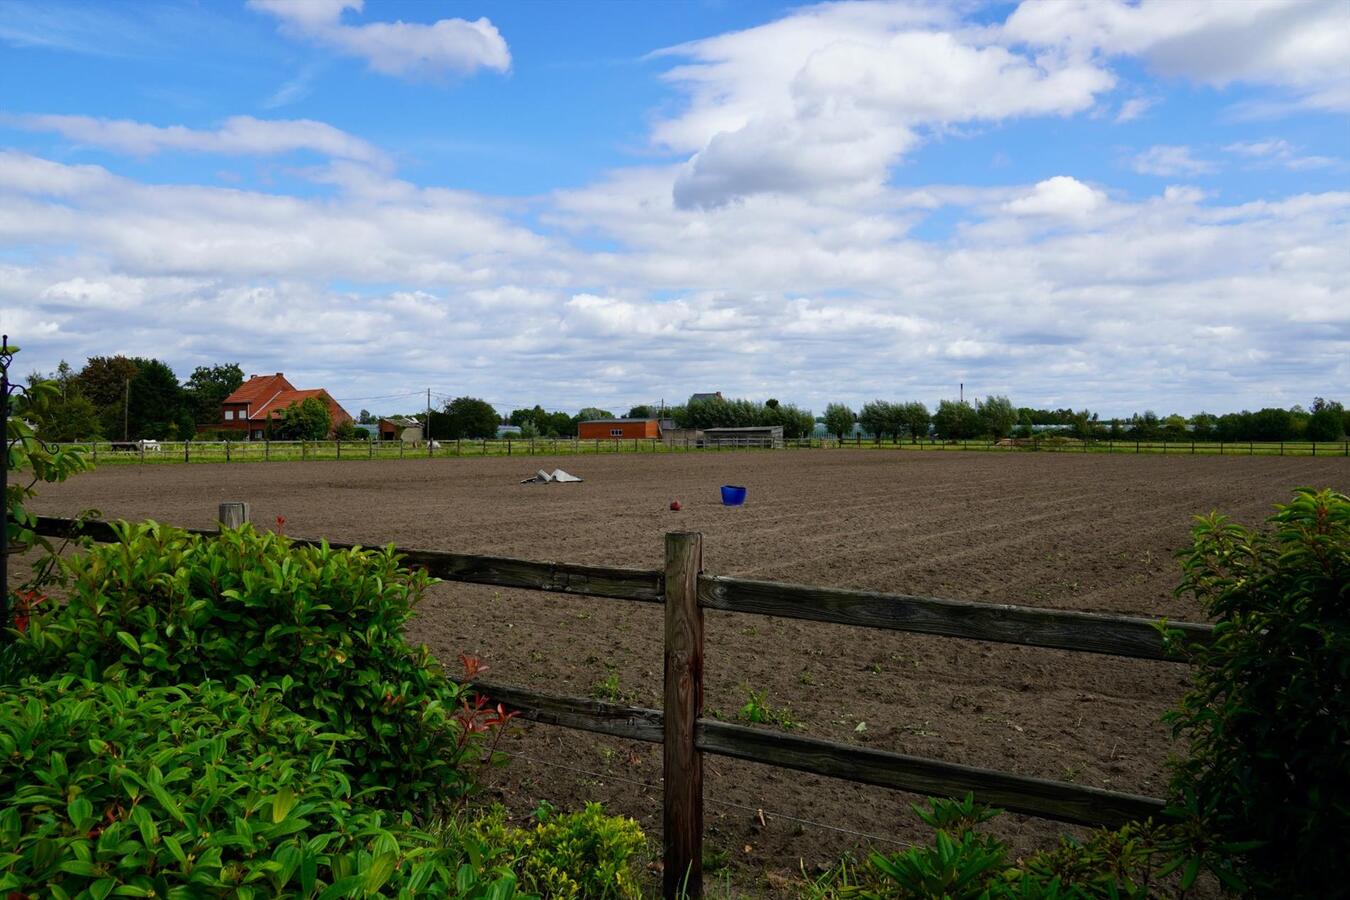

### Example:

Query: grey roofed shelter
xmin=701 ymin=425 xmax=783 ymax=449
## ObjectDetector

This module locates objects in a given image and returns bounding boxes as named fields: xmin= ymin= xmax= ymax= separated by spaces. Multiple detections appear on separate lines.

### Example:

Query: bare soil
xmin=33 ymin=450 xmax=1348 ymax=895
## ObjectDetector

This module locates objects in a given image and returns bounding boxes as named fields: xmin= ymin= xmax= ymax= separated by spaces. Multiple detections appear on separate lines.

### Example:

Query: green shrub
xmin=1163 ymin=487 xmax=1350 ymax=897
xmin=13 ymin=522 xmax=479 ymax=811
xmin=807 ymin=795 xmax=1174 ymax=899
xmin=0 ymin=676 xmax=524 ymax=899
xmin=464 ymin=803 xmax=646 ymax=899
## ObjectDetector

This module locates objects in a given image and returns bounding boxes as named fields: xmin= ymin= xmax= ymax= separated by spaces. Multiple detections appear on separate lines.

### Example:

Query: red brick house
xmin=206 ymin=373 xmax=353 ymax=439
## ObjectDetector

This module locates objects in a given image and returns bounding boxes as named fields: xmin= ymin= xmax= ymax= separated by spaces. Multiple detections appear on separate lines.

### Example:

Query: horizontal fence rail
xmin=49 ymin=437 xmax=1350 ymax=467
xmin=30 ymin=512 xmax=1215 ymax=898
xmin=457 ymin=680 xmax=1163 ymax=828
xmin=699 ymin=575 xmax=1212 ymax=660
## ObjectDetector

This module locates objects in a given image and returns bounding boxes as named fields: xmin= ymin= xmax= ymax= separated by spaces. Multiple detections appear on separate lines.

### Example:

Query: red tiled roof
xmin=253 ymin=389 xmax=352 ymax=425
xmin=224 ymin=373 xmax=295 ymax=407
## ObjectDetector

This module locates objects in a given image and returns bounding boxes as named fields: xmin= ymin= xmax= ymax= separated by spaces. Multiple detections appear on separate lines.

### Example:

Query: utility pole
xmin=959 ymin=382 xmax=964 ymax=404
xmin=123 ymin=378 xmax=130 ymax=441
xmin=426 ymin=388 xmax=432 ymax=457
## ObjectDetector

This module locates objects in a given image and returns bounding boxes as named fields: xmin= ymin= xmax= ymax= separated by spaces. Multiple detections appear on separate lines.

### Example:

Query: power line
xmin=332 ymin=390 xmax=428 ymax=404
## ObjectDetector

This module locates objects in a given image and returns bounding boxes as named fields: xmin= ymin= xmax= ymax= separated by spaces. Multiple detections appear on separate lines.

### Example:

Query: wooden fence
xmin=54 ymin=436 xmax=1350 ymax=467
xmin=34 ymin=511 xmax=1215 ymax=899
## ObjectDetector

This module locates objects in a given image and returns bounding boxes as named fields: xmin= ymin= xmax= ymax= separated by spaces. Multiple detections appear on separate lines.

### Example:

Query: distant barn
xmin=578 ymin=418 xmax=661 ymax=440
xmin=701 ymin=425 xmax=783 ymax=448
xmin=378 ymin=416 xmax=423 ymax=442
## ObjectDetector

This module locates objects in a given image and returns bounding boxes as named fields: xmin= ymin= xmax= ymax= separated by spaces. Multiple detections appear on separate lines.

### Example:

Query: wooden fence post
xmin=664 ymin=532 xmax=704 ymax=899
xmin=217 ymin=501 xmax=249 ymax=531
xmin=184 ymin=442 xmax=190 ymax=463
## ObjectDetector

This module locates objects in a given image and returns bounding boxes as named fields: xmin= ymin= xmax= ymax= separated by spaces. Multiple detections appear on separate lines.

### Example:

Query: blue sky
xmin=1 ymin=0 xmax=1347 ymax=416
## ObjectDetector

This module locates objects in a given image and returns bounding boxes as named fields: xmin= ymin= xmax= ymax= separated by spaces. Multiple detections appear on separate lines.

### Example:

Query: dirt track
xmin=33 ymin=450 xmax=1348 ymax=894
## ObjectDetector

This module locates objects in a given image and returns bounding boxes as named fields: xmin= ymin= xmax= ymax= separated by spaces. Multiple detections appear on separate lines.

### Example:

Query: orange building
xmin=207 ymin=372 xmax=353 ymax=439
xmin=577 ymin=418 xmax=661 ymax=440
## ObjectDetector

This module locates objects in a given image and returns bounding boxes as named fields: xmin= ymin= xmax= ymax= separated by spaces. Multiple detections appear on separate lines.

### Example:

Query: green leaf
xmin=1180 ymin=857 xmax=1201 ymax=890
xmin=115 ymin=632 xmax=141 ymax=655
xmin=363 ymin=851 xmax=398 ymax=894
xmin=58 ymin=859 xmax=101 ymax=877
xmin=271 ymin=786 xmax=297 ymax=823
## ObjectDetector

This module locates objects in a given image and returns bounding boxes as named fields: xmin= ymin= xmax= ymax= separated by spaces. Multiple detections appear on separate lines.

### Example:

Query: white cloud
xmin=1223 ymin=138 xmax=1337 ymax=170
xmin=248 ymin=0 xmax=509 ymax=81
xmin=1114 ymin=97 xmax=1155 ymax=122
xmin=1131 ymin=145 xmax=1217 ymax=177
xmin=656 ymin=2 xmax=1114 ymax=208
xmin=1005 ymin=0 xmax=1350 ymax=113
xmin=7 ymin=144 xmax=1344 ymax=415
xmin=10 ymin=114 xmax=390 ymax=167
xmin=1003 ymin=176 xmax=1106 ymax=219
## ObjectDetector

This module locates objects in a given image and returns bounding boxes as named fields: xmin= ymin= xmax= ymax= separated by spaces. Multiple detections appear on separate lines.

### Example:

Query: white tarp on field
xmin=520 ymin=468 xmax=583 ymax=484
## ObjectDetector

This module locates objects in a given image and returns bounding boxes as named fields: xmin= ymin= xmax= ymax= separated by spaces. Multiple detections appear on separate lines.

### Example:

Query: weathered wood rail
xmin=33 ymin=512 xmax=1213 ymax=899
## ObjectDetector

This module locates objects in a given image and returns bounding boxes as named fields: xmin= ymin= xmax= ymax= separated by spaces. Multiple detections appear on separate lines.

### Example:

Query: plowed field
xmin=33 ymin=450 xmax=1348 ymax=895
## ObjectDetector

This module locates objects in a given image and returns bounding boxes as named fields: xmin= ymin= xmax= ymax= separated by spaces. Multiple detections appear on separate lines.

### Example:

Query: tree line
xmin=24 ymin=356 xmax=1348 ymax=446
xmin=819 ymin=396 xmax=1349 ymax=443
xmin=25 ymin=356 xmax=360 ymax=442
xmin=27 ymin=357 xmax=245 ymax=442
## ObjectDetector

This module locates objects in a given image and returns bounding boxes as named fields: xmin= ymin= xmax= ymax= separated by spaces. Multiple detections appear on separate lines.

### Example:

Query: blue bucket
xmin=720 ymin=485 xmax=747 ymax=506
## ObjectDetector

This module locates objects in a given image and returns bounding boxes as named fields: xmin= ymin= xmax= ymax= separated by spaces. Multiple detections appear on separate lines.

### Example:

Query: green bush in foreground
xmin=1164 ymin=486 xmax=1350 ymax=897
xmin=466 ymin=803 xmax=646 ymax=899
xmin=805 ymin=795 xmax=1178 ymax=899
xmin=13 ymin=522 xmax=475 ymax=811
xmin=0 ymin=677 xmax=523 ymax=899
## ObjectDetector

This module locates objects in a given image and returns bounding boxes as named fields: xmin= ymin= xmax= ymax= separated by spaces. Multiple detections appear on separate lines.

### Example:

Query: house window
xmin=225 ymin=410 xmax=234 ymax=421
xmin=610 ymin=428 xmax=623 ymax=437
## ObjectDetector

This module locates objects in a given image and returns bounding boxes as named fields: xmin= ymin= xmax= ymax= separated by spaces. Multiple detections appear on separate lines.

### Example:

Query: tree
xmin=758 ymin=401 xmax=815 ymax=439
xmin=357 ymin=409 xmax=375 ymax=424
xmin=576 ymin=407 xmax=614 ymax=422
xmin=1190 ymin=412 xmax=1219 ymax=441
xmin=857 ymin=401 xmax=890 ymax=441
xmin=823 ymin=403 xmax=855 ymax=440
xmin=333 ymin=419 xmax=360 ymax=441
xmin=75 ymin=355 xmax=139 ymax=439
xmin=1127 ymin=411 xmax=1161 ymax=441
xmin=1070 ymin=409 xmax=1099 ymax=440
xmin=932 ymin=400 xmax=981 ymax=439
xmin=26 ymin=362 xmax=101 ymax=441
xmin=1248 ymin=407 xmax=1295 ymax=442
xmin=32 ymin=392 xmax=100 ymax=442
xmin=442 ymin=396 xmax=499 ymax=439
xmin=900 ymin=402 xmax=930 ymax=442
xmin=976 ymin=395 xmax=1016 ymax=440
xmin=125 ymin=358 xmax=186 ymax=440
xmin=182 ymin=363 xmax=243 ymax=425
xmin=1163 ymin=414 xmax=1189 ymax=441
xmin=273 ymin=396 xmax=331 ymax=440
xmin=859 ymin=401 xmax=906 ymax=441
xmin=625 ymin=404 xmax=654 ymax=419
xmin=1306 ymin=398 xmax=1345 ymax=441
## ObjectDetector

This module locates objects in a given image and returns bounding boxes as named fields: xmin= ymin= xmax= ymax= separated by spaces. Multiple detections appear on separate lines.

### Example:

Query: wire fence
xmin=55 ymin=435 xmax=1350 ymax=466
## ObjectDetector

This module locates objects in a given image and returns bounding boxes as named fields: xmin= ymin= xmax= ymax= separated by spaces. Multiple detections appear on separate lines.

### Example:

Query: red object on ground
xmin=670 ymin=500 xmax=682 ymax=511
